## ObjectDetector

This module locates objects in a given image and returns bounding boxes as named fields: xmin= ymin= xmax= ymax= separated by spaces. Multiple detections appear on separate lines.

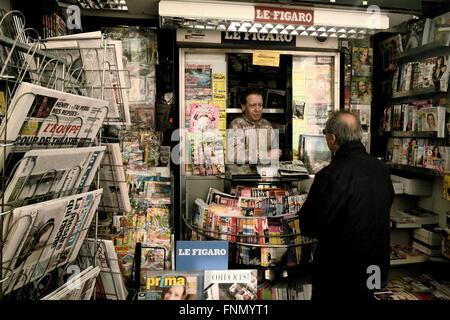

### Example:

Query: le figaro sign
xmin=254 ymin=6 xmax=314 ymax=25
xmin=223 ymin=31 xmax=295 ymax=44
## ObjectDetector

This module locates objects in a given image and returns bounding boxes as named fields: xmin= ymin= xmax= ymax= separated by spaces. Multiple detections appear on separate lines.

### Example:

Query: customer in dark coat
xmin=299 ymin=111 xmax=394 ymax=300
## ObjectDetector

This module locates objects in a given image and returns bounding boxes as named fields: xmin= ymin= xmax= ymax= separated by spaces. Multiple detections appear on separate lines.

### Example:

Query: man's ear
xmin=241 ymin=104 xmax=246 ymax=111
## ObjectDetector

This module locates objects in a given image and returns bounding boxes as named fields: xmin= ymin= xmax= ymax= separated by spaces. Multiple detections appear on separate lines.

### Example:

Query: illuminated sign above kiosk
xmin=254 ymin=6 xmax=314 ymax=26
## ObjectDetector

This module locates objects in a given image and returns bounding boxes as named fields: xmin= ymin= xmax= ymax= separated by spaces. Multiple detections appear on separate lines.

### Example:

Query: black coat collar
xmin=332 ymin=141 xmax=367 ymax=162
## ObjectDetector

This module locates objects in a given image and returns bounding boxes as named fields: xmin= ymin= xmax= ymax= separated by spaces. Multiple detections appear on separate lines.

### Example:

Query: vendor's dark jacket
xmin=299 ymin=140 xmax=394 ymax=300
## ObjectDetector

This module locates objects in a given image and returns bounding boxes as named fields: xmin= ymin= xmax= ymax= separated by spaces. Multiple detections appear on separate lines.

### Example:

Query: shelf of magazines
xmin=386 ymin=131 xmax=438 ymax=138
xmin=387 ymin=162 xmax=444 ymax=177
xmin=392 ymin=87 xmax=447 ymax=99
xmin=398 ymin=42 xmax=450 ymax=61
xmin=182 ymin=211 xmax=317 ymax=269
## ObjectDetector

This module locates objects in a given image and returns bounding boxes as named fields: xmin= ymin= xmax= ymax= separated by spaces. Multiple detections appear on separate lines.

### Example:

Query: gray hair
xmin=324 ymin=111 xmax=362 ymax=146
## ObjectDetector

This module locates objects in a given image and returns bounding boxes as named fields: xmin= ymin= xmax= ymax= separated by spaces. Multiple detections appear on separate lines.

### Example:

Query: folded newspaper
xmin=41 ymin=266 xmax=101 ymax=300
xmin=0 ymin=81 xmax=108 ymax=173
xmin=77 ymin=238 xmax=128 ymax=300
xmin=1 ymin=146 xmax=106 ymax=214
xmin=1 ymin=189 xmax=103 ymax=295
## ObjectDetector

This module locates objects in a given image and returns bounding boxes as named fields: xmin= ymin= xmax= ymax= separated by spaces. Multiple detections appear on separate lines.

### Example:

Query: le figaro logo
xmin=254 ymin=6 xmax=314 ymax=25
xmin=223 ymin=31 xmax=295 ymax=43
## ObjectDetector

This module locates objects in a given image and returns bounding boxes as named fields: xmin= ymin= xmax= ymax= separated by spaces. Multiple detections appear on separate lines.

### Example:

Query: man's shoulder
xmin=228 ymin=116 xmax=246 ymax=129
xmin=259 ymin=118 xmax=273 ymax=128
xmin=332 ymin=152 xmax=389 ymax=175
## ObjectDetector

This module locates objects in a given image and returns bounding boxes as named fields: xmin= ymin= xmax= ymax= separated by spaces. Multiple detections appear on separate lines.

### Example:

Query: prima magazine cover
xmin=138 ymin=270 xmax=203 ymax=300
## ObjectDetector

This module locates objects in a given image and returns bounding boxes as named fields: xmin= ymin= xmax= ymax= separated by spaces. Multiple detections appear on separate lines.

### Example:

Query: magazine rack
xmin=96 ymin=129 xmax=174 ymax=299
xmin=182 ymin=211 xmax=317 ymax=269
xmin=0 ymin=10 xmax=128 ymax=300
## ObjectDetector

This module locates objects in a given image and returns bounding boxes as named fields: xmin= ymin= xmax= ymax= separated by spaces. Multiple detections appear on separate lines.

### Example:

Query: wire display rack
xmin=0 ymin=9 xmax=131 ymax=300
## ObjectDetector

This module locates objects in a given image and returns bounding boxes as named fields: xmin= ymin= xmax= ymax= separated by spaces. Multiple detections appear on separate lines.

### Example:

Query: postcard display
xmin=0 ymin=10 xmax=137 ymax=300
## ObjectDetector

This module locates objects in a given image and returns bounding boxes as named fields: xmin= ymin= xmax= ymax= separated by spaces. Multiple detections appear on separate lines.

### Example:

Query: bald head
xmin=341 ymin=113 xmax=359 ymax=130
xmin=324 ymin=111 xmax=362 ymax=147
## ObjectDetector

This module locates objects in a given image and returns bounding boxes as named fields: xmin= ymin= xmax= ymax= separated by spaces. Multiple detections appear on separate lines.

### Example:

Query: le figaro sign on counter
xmin=254 ymin=6 xmax=314 ymax=25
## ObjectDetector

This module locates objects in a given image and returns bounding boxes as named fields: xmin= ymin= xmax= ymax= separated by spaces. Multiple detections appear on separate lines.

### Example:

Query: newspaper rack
xmin=0 ymin=11 xmax=84 ymax=96
xmin=0 ymin=198 xmax=97 ymax=299
xmin=44 ymin=35 xmax=132 ymax=125
xmin=0 ymin=9 xmax=128 ymax=301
